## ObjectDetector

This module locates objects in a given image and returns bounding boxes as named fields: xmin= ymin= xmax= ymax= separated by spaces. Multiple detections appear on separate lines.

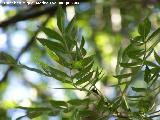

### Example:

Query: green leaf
xmin=149 ymin=73 xmax=159 ymax=87
xmin=146 ymin=36 xmax=160 ymax=52
xmin=138 ymin=18 xmax=151 ymax=39
xmin=46 ymin=47 xmax=59 ymax=63
xmin=131 ymin=87 xmax=146 ymax=92
xmin=63 ymin=34 xmax=76 ymax=51
xmin=116 ymin=47 xmax=122 ymax=74
xmin=82 ymin=55 xmax=94 ymax=67
xmin=127 ymin=95 xmax=145 ymax=98
xmin=80 ymin=36 xmax=85 ymax=49
xmin=114 ymin=73 xmax=132 ymax=79
xmin=147 ymin=28 xmax=160 ymax=41
xmin=75 ymin=71 xmax=94 ymax=85
xmin=17 ymin=106 xmax=50 ymax=111
xmin=78 ymin=110 xmax=94 ymax=117
xmin=90 ymin=68 xmax=102 ymax=87
xmin=37 ymin=61 xmax=71 ymax=83
xmin=66 ymin=16 xmax=76 ymax=33
xmin=127 ymin=49 xmax=145 ymax=59
xmin=81 ymin=48 xmax=87 ymax=57
xmin=0 ymin=52 xmax=16 ymax=64
xmin=154 ymin=51 xmax=160 ymax=65
xmin=73 ymin=61 xmax=93 ymax=79
xmin=72 ymin=55 xmax=94 ymax=69
xmin=131 ymin=36 xmax=144 ymax=45
xmin=120 ymin=62 xmax=140 ymax=68
xmin=140 ymin=59 xmax=159 ymax=67
xmin=48 ymin=110 xmax=60 ymax=116
xmin=27 ymin=112 xmax=42 ymax=119
xmin=144 ymin=65 xmax=151 ymax=84
xmin=16 ymin=116 xmax=26 ymax=120
xmin=40 ymin=27 xmax=63 ymax=43
xmin=67 ymin=99 xmax=90 ymax=105
xmin=57 ymin=6 xmax=65 ymax=32
xmin=37 ymin=38 xmax=65 ymax=53
xmin=50 ymin=100 xmax=68 ymax=109
xmin=19 ymin=63 xmax=47 ymax=76
xmin=110 ymin=81 xmax=130 ymax=87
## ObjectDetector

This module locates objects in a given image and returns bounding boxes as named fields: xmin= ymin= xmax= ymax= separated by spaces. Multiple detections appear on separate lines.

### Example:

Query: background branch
xmin=0 ymin=0 xmax=89 ymax=27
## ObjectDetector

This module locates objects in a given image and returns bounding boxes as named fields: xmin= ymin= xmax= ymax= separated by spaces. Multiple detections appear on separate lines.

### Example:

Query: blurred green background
xmin=0 ymin=0 xmax=160 ymax=119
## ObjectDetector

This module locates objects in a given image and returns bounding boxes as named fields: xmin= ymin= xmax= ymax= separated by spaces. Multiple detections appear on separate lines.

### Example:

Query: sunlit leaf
xmin=40 ymin=26 xmax=63 ymax=43
xmin=37 ymin=38 xmax=65 ymax=53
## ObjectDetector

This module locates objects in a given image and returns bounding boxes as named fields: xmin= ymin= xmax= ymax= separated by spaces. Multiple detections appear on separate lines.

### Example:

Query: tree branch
xmin=0 ymin=0 xmax=89 ymax=28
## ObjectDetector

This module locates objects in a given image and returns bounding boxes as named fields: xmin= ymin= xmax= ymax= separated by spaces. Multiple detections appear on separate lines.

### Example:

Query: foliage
xmin=0 ymin=7 xmax=160 ymax=120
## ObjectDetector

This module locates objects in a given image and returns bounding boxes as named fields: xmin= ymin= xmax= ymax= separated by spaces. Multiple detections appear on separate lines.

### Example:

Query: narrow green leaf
xmin=46 ymin=47 xmax=59 ymax=63
xmin=114 ymin=73 xmax=132 ymax=79
xmin=127 ymin=49 xmax=145 ymax=59
xmin=37 ymin=38 xmax=65 ymax=53
xmin=149 ymin=73 xmax=159 ymax=87
xmin=27 ymin=112 xmax=42 ymax=119
xmin=48 ymin=110 xmax=60 ymax=116
xmin=147 ymin=37 xmax=160 ymax=52
xmin=16 ymin=115 xmax=26 ymax=120
xmin=138 ymin=18 xmax=151 ymax=38
xmin=80 ymin=36 xmax=85 ymax=49
xmin=132 ymin=87 xmax=146 ymax=92
xmin=147 ymin=28 xmax=160 ymax=41
xmin=19 ymin=63 xmax=47 ymax=76
xmin=75 ymin=71 xmax=94 ymax=85
xmin=67 ymin=99 xmax=90 ymax=105
xmin=116 ymin=47 xmax=122 ymax=74
xmin=144 ymin=60 xmax=159 ymax=67
xmin=57 ymin=6 xmax=65 ymax=32
xmin=78 ymin=110 xmax=94 ymax=117
xmin=82 ymin=55 xmax=94 ymax=67
xmin=150 ymin=67 xmax=160 ymax=74
xmin=144 ymin=65 xmax=151 ymax=84
xmin=0 ymin=52 xmax=16 ymax=64
xmin=73 ymin=61 xmax=93 ymax=79
xmin=66 ymin=16 xmax=76 ymax=33
xmin=81 ymin=48 xmax=87 ymax=57
xmin=127 ymin=95 xmax=145 ymax=98
xmin=38 ymin=61 xmax=70 ymax=81
xmin=154 ymin=51 xmax=160 ymax=65
xmin=120 ymin=62 xmax=140 ymax=68
xmin=137 ymin=58 xmax=159 ymax=67
xmin=50 ymin=100 xmax=68 ymax=109
xmin=110 ymin=81 xmax=130 ymax=87
xmin=40 ymin=27 xmax=63 ymax=43
xmin=17 ymin=106 xmax=50 ymax=111
xmin=72 ymin=55 xmax=94 ymax=69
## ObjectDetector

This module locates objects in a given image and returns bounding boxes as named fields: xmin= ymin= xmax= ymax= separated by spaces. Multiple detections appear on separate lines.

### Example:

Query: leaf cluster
xmin=0 ymin=8 xmax=160 ymax=120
